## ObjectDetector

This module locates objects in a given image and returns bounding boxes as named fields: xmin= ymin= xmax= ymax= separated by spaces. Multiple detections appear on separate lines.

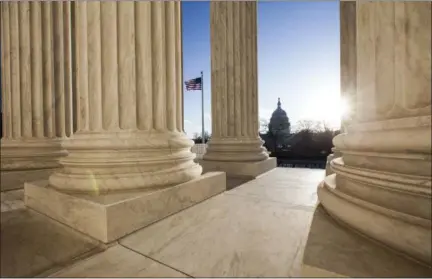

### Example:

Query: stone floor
xmin=1 ymin=189 xmax=25 ymax=212
xmin=1 ymin=168 xmax=431 ymax=277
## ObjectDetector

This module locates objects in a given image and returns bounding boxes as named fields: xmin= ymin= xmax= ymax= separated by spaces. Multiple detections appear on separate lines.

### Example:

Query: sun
xmin=304 ymin=95 xmax=351 ymax=130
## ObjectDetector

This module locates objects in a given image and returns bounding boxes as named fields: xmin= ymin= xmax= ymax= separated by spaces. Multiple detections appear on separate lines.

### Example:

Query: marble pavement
xmin=2 ymin=168 xmax=430 ymax=278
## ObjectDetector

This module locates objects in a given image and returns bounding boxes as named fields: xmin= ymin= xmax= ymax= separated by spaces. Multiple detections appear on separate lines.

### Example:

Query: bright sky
xmin=183 ymin=1 xmax=341 ymax=138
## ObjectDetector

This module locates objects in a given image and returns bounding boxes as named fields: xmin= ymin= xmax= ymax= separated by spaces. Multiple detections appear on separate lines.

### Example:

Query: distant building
xmin=260 ymin=98 xmax=331 ymax=165
xmin=260 ymin=98 xmax=295 ymax=152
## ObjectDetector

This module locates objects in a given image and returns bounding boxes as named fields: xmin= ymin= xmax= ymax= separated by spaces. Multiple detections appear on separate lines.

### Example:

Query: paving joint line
xmin=120 ymin=243 xmax=194 ymax=278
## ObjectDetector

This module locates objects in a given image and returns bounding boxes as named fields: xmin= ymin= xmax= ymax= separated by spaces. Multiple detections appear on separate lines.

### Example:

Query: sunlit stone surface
xmin=202 ymin=1 xmax=276 ymax=178
xmin=18 ymin=1 xmax=226 ymax=243
xmin=0 ymin=2 xmax=72 ymax=191
xmin=0 ymin=0 xmax=430 ymax=277
xmin=2 ymin=169 xmax=430 ymax=277
xmin=320 ymin=1 xmax=432 ymax=265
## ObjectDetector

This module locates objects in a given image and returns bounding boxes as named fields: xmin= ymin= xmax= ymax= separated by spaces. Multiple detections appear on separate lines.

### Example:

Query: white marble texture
xmin=303 ymin=205 xmax=431 ymax=277
xmin=1 ymin=189 xmax=25 ymax=212
xmin=320 ymin=2 xmax=432 ymax=265
xmin=1 ymin=168 xmax=56 ymax=191
xmin=0 ymin=2 xmax=73 ymax=140
xmin=120 ymin=168 xmax=323 ymax=277
xmin=50 ymin=245 xmax=187 ymax=278
xmin=200 ymin=157 xmax=277 ymax=178
xmin=0 ymin=2 xmax=72 ymax=193
xmin=121 ymin=193 xmax=313 ymax=277
xmin=227 ymin=168 xmax=323 ymax=208
xmin=356 ymin=2 xmax=431 ymax=122
xmin=25 ymin=172 xmax=226 ymax=243
xmin=3 ymin=168 xmax=429 ymax=278
xmin=340 ymin=1 xmax=357 ymax=127
xmin=0 ymin=209 xmax=101 ymax=278
xmin=204 ymin=2 xmax=271 ymax=170
xmin=47 ymin=2 xmax=200 ymax=194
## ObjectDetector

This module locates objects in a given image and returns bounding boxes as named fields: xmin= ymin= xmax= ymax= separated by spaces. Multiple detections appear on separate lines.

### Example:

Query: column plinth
xmin=318 ymin=2 xmax=431 ymax=265
xmin=25 ymin=2 xmax=225 ymax=243
xmin=202 ymin=2 xmax=276 ymax=178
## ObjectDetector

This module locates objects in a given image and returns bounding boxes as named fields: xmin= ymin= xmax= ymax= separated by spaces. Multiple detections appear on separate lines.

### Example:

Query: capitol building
xmin=260 ymin=98 xmax=296 ymax=152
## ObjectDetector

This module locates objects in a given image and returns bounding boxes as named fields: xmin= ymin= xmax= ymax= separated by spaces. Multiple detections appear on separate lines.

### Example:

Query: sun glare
xmin=338 ymin=97 xmax=350 ymax=120
xmin=303 ymin=96 xmax=351 ymax=129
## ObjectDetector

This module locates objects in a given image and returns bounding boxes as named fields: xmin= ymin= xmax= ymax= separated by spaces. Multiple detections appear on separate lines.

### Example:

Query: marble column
xmin=26 ymin=2 xmax=225 ymax=243
xmin=326 ymin=1 xmax=357 ymax=176
xmin=202 ymin=1 xmax=276 ymax=178
xmin=340 ymin=1 xmax=357 ymax=131
xmin=318 ymin=2 xmax=431 ymax=265
xmin=0 ymin=2 xmax=72 ymax=191
xmin=47 ymin=1 xmax=203 ymax=193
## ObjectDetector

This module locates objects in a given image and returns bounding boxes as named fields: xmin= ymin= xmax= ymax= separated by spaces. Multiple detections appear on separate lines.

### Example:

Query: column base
xmin=318 ymin=174 xmax=431 ymax=265
xmin=325 ymin=148 xmax=342 ymax=176
xmin=200 ymin=157 xmax=277 ymax=179
xmin=0 ymin=138 xmax=65 ymax=170
xmin=301 ymin=265 xmax=346 ymax=278
xmin=24 ymin=172 xmax=226 ymax=243
xmin=1 ymin=168 xmax=57 ymax=192
xmin=301 ymin=205 xmax=431 ymax=277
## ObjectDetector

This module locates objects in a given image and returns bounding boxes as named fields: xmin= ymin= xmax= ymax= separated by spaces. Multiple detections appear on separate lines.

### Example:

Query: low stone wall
xmin=191 ymin=144 xmax=207 ymax=159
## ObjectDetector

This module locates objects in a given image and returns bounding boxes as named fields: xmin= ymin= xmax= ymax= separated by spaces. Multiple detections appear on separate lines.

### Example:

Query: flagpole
xmin=201 ymin=71 xmax=205 ymax=144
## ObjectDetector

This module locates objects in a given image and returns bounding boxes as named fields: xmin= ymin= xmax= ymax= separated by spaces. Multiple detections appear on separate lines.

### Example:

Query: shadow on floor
xmin=199 ymin=162 xmax=254 ymax=191
xmin=226 ymin=176 xmax=254 ymax=190
xmin=0 ymin=209 xmax=102 ymax=278
xmin=302 ymin=205 xmax=431 ymax=277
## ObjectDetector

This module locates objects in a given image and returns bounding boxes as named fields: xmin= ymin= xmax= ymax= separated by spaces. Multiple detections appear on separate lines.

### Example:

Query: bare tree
xmin=294 ymin=119 xmax=337 ymax=133
xmin=259 ymin=118 xmax=269 ymax=134
xmin=314 ymin=120 xmax=334 ymax=132
xmin=192 ymin=131 xmax=211 ymax=144
xmin=294 ymin=119 xmax=316 ymax=133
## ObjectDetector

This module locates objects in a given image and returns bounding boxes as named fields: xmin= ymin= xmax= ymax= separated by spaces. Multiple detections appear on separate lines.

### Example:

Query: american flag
xmin=185 ymin=77 xmax=202 ymax=91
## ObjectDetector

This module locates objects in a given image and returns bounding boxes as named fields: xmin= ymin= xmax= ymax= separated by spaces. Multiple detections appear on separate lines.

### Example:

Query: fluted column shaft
xmin=49 ymin=2 xmax=201 ymax=193
xmin=204 ymin=1 xmax=267 ymax=162
xmin=340 ymin=1 xmax=357 ymax=131
xmin=320 ymin=2 xmax=431 ymax=264
xmin=326 ymin=1 xmax=357 ymax=175
xmin=0 ymin=2 xmax=72 ymax=171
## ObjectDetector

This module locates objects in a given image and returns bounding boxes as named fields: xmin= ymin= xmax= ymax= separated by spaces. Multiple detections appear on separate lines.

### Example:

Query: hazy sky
xmin=183 ymin=1 xmax=340 ymax=138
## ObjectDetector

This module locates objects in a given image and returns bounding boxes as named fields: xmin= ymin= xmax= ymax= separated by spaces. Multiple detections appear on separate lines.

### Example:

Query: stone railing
xmin=191 ymin=144 xmax=207 ymax=160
